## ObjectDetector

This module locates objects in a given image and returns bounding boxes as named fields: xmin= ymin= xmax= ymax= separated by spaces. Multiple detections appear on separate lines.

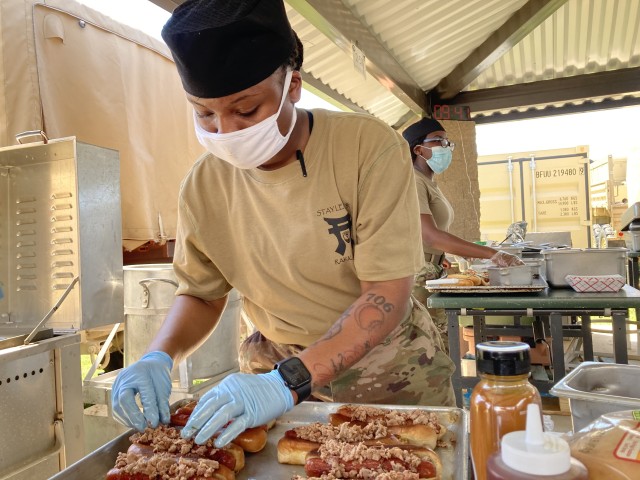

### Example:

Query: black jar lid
xmin=476 ymin=341 xmax=531 ymax=376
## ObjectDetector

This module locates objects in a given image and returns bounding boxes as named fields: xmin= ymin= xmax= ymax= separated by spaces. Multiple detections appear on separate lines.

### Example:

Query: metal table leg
xmin=473 ymin=315 xmax=486 ymax=344
xmin=612 ymin=310 xmax=629 ymax=364
xmin=581 ymin=315 xmax=594 ymax=361
xmin=629 ymin=256 xmax=639 ymax=289
xmin=628 ymin=257 xmax=640 ymax=355
xmin=446 ymin=309 xmax=463 ymax=407
xmin=548 ymin=313 xmax=566 ymax=383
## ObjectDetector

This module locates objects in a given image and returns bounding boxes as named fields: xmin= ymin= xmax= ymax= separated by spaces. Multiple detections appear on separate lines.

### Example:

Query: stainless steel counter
xmin=0 ymin=333 xmax=83 ymax=480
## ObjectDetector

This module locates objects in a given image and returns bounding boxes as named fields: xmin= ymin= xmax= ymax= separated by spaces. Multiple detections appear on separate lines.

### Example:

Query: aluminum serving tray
xmin=550 ymin=362 xmax=640 ymax=432
xmin=51 ymin=402 xmax=468 ymax=480
xmin=426 ymin=276 xmax=548 ymax=294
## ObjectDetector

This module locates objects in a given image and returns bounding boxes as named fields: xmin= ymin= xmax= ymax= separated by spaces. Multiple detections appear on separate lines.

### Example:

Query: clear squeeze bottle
xmin=470 ymin=341 xmax=542 ymax=480
xmin=486 ymin=403 xmax=588 ymax=479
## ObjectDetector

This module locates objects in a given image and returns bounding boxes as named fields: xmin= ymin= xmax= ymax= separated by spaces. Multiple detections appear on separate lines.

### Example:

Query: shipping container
xmin=478 ymin=146 xmax=591 ymax=248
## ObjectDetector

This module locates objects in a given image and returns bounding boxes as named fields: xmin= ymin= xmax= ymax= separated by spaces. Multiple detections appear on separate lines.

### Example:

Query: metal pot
xmin=123 ymin=264 xmax=240 ymax=387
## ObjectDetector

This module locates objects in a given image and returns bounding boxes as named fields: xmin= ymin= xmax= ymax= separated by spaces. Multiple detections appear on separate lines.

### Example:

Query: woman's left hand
xmin=180 ymin=370 xmax=294 ymax=447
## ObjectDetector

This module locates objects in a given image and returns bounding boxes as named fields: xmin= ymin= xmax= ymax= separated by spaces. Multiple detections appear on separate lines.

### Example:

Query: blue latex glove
xmin=111 ymin=351 xmax=173 ymax=431
xmin=181 ymin=370 xmax=294 ymax=447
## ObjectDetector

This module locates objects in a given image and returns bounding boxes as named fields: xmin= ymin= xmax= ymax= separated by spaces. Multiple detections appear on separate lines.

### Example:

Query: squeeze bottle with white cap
xmin=486 ymin=404 xmax=588 ymax=479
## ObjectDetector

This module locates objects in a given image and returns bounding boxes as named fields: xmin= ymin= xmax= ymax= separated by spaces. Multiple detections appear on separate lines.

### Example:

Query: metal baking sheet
xmin=51 ymin=402 xmax=468 ymax=480
xmin=426 ymin=276 xmax=548 ymax=294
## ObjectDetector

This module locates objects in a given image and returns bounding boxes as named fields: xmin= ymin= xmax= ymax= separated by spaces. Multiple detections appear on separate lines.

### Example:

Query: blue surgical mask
xmin=422 ymin=146 xmax=452 ymax=174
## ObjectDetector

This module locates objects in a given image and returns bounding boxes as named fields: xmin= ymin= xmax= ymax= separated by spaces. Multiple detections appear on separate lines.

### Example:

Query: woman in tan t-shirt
xmin=110 ymin=0 xmax=457 ymax=448
xmin=402 ymin=118 xmax=523 ymax=351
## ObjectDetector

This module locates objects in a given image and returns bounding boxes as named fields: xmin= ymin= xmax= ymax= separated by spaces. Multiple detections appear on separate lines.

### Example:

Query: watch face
xmin=278 ymin=357 xmax=311 ymax=388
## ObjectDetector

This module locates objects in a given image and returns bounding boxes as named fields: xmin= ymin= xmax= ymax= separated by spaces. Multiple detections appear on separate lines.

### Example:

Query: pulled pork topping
xmin=130 ymin=425 xmax=217 ymax=456
xmin=319 ymin=440 xmax=422 ymax=469
xmin=361 ymin=470 xmax=421 ymax=480
xmin=292 ymin=473 xmax=419 ymax=480
xmin=293 ymin=422 xmax=388 ymax=443
xmin=342 ymin=405 xmax=442 ymax=433
xmin=114 ymin=452 xmax=219 ymax=479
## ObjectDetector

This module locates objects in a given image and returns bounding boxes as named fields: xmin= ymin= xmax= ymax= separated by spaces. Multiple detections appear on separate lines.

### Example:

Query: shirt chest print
xmin=324 ymin=213 xmax=353 ymax=255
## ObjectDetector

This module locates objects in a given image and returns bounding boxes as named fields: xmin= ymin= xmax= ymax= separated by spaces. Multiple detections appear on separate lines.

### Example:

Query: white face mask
xmin=193 ymin=69 xmax=297 ymax=169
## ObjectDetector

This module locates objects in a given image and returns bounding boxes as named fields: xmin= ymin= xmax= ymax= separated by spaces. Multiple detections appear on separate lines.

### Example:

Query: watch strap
xmin=274 ymin=358 xmax=312 ymax=405
xmin=293 ymin=380 xmax=311 ymax=404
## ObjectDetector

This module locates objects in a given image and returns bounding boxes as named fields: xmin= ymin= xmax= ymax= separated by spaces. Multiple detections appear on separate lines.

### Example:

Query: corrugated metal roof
xmin=467 ymin=0 xmax=640 ymax=90
xmin=147 ymin=0 xmax=640 ymax=124
xmin=284 ymin=0 xmax=640 ymax=122
xmin=347 ymin=0 xmax=528 ymax=91
xmin=285 ymin=4 xmax=412 ymax=126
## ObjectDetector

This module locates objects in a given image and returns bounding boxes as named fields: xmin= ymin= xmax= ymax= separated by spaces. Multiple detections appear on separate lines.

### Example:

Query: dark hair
xmin=282 ymin=30 xmax=304 ymax=71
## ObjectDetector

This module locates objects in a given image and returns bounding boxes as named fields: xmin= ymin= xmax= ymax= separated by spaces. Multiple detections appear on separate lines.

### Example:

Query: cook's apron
xmin=238 ymin=299 xmax=455 ymax=407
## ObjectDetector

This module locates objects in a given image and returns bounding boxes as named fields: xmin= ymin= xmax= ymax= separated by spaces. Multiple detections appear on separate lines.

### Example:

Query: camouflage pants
xmin=238 ymin=301 xmax=456 ymax=407
xmin=412 ymin=262 xmax=448 ymax=354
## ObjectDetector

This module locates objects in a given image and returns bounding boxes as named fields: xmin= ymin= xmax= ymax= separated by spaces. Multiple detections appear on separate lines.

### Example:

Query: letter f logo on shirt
xmin=324 ymin=214 xmax=353 ymax=255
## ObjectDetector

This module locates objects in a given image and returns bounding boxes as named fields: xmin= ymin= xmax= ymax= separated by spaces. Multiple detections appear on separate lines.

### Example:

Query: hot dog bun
xmin=231 ymin=426 xmax=268 ymax=453
xmin=128 ymin=425 xmax=244 ymax=473
xmin=447 ymin=273 xmax=482 ymax=286
xmin=330 ymin=405 xmax=446 ymax=449
xmin=304 ymin=441 xmax=441 ymax=479
xmin=169 ymin=400 xmax=269 ymax=453
xmin=106 ymin=452 xmax=234 ymax=480
xmin=277 ymin=422 xmax=402 ymax=465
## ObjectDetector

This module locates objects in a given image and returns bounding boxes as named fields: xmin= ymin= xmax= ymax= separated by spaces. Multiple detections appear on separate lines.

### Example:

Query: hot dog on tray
xmin=303 ymin=440 xmax=441 ymax=479
xmin=278 ymin=421 xmax=402 ymax=465
xmin=169 ymin=400 xmax=198 ymax=427
xmin=128 ymin=425 xmax=244 ymax=472
xmin=329 ymin=405 xmax=446 ymax=449
xmin=105 ymin=451 xmax=234 ymax=480
xmin=294 ymin=472 xmax=424 ymax=480
xmin=170 ymin=401 xmax=271 ymax=453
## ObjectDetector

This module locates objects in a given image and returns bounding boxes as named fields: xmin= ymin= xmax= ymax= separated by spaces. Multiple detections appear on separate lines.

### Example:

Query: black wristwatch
xmin=274 ymin=357 xmax=312 ymax=404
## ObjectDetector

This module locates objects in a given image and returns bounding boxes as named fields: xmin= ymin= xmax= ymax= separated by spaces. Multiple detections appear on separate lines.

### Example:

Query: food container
xmin=550 ymin=362 xmax=640 ymax=432
xmin=524 ymin=259 xmax=544 ymax=278
xmin=541 ymin=248 xmax=628 ymax=288
xmin=49 ymin=402 xmax=469 ymax=480
xmin=565 ymin=274 xmax=625 ymax=293
xmin=487 ymin=265 xmax=533 ymax=286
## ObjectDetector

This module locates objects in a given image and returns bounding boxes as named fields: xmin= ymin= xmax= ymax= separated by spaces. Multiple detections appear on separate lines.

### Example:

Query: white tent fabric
xmin=1 ymin=0 xmax=204 ymax=242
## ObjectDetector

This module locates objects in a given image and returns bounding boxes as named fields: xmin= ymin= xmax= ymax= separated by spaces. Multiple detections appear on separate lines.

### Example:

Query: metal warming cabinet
xmin=0 ymin=135 xmax=123 ymax=479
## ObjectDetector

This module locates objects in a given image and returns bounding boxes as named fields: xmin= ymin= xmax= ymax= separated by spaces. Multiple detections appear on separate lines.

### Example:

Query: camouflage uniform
xmin=238 ymin=300 xmax=456 ymax=407
xmin=412 ymin=262 xmax=449 ymax=354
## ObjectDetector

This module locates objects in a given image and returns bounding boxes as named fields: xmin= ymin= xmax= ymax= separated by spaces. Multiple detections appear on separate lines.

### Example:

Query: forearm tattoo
xmin=311 ymin=292 xmax=397 ymax=385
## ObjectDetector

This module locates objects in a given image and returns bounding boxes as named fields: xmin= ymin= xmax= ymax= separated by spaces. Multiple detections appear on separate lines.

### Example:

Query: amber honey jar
xmin=470 ymin=341 xmax=542 ymax=480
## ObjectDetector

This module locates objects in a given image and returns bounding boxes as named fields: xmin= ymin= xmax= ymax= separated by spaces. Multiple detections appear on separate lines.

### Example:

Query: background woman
xmin=402 ymin=117 xmax=524 ymax=351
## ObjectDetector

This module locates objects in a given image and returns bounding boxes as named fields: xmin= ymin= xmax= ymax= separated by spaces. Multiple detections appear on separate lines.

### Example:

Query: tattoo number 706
xmin=365 ymin=293 xmax=394 ymax=313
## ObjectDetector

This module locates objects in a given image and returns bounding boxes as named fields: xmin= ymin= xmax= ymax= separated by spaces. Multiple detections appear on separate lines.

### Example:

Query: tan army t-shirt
xmin=173 ymin=109 xmax=424 ymax=347
xmin=414 ymin=169 xmax=454 ymax=259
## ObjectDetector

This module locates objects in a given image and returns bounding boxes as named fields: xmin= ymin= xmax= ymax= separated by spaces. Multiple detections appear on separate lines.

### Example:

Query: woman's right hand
xmin=111 ymin=351 xmax=173 ymax=431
